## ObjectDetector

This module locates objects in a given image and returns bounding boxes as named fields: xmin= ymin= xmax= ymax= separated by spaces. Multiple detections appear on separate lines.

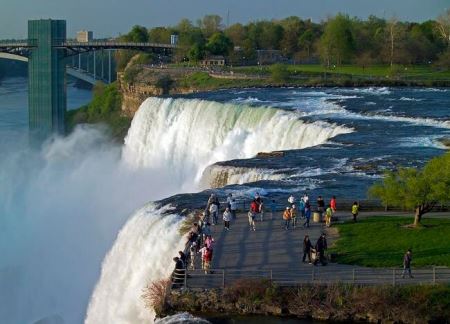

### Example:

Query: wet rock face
xmin=256 ymin=151 xmax=285 ymax=158
xmin=200 ymin=164 xmax=286 ymax=189
xmin=438 ymin=137 xmax=450 ymax=149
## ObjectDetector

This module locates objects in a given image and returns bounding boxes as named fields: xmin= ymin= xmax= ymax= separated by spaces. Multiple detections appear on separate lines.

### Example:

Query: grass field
xmin=234 ymin=64 xmax=450 ymax=81
xmin=329 ymin=216 xmax=450 ymax=267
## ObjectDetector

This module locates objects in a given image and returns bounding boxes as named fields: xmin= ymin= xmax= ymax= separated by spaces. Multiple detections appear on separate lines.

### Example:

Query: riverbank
xmin=152 ymin=280 xmax=450 ymax=323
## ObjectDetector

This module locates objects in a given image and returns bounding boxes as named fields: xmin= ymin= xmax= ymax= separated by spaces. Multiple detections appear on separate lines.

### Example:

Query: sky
xmin=0 ymin=0 xmax=448 ymax=39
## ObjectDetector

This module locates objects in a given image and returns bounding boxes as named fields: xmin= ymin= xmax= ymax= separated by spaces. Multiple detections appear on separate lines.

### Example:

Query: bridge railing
xmin=0 ymin=39 xmax=37 ymax=47
xmin=172 ymin=266 xmax=450 ymax=289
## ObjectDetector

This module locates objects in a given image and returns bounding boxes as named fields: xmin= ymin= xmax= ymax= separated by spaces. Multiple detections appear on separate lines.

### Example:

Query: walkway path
xmin=183 ymin=211 xmax=450 ymax=288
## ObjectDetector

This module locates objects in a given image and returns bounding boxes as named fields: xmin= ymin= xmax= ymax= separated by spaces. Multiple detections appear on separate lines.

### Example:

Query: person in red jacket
xmin=330 ymin=196 xmax=337 ymax=212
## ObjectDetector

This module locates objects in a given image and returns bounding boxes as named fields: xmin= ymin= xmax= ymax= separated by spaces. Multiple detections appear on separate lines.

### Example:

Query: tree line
xmin=117 ymin=11 xmax=450 ymax=69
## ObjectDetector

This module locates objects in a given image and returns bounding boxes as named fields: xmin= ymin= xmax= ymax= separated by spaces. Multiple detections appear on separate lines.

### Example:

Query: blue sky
xmin=1 ymin=0 xmax=448 ymax=39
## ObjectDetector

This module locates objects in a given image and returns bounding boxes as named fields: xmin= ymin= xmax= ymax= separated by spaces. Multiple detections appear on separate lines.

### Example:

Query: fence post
xmin=312 ymin=266 xmax=315 ymax=281
xmin=184 ymin=270 xmax=187 ymax=289
xmin=352 ymin=268 xmax=356 ymax=283
xmin=270 ymin=269 xmax=273 ymax=283
xmin=392 ymin=269 xmax=396 ymax=286
xmin=433 ymin=266 xmax=436 ymax=284
xmin=222 ymin=269 xmax=225 ymax=288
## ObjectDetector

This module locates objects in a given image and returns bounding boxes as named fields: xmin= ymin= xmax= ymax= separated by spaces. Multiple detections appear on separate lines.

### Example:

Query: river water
xmin=0 ymin=77 xmax=449 ymax=323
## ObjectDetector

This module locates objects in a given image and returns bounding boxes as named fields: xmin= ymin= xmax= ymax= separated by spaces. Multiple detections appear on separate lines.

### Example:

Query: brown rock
xmin=256 ymin=151 xmax=285 ymax=158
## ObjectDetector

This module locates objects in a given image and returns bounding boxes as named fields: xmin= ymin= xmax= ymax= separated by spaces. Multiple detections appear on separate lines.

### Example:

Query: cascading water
xmin=123 ymin=97 xmax=353 ymax=187
xmin=86 ymin=97 xmax=352 ymax=323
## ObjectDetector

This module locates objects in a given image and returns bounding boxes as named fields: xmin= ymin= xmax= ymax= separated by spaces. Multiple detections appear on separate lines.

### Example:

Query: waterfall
xmin=122 ymin=97 xmax=353 ymax=188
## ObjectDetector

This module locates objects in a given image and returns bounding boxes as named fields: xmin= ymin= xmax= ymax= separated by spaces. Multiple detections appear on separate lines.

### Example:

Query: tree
xmin=225 ymin=23 xmax=247 ymax=47
xmin=126 ymin=25 xmax=149 ymax=42
xmin=369 ymin=153 xmax=450 ymax=226
xmin=188 ymin=43 xmax=205 ymax=62
xmin=320 ymin=14 xmax=356 ymax=66
xmin=298 ymin=29 xmax=314 ymax=58
xmin=436 ymin=9 xmax=450 ymax=48
xmin=155 ymin=75 xmax=174 ymax=95
xmin=386 ymin=17 xmax=398 ymax=67
xmin=199 ymin=15 xmax=223 ymax=37
xmin=205 ymin=32 xmax=233 ymax=56
xmin=149 ymin=27 xmax=172 ymax=44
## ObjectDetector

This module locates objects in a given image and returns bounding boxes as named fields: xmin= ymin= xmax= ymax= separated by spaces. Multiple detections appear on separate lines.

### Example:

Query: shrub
xmin=142 ymin=279 xmax=171 ymax=315
xmin=270 ymin=64 xmax=290 ymax=83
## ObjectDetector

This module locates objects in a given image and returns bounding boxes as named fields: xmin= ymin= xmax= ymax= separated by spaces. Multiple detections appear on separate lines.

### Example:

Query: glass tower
xmin=28 ymin=19 xmax=67 ymax=142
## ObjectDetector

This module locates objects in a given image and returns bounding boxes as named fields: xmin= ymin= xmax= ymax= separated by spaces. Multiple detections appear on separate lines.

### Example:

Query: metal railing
xmin=172 ymin=267 xmax=450 ymax=289
xmin=217 ymin=198 xmax=450 ymax=214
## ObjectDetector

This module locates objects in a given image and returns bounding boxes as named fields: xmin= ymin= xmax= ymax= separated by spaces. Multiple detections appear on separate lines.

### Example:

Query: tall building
xmin=28 ymin=19 xmax=67 ymax=141
xmin=76 ymin=30 xmax=93 ymax=43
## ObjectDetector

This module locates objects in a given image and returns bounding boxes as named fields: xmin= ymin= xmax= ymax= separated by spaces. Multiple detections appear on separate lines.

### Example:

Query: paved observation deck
xmin=176 ymin=211 xmax=450 ymax=288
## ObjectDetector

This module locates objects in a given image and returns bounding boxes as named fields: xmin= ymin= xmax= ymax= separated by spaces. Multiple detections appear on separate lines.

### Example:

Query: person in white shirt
xmin=209 ymin=203 xmax=218 ymax=225
xmin=223 ymin=207 xmax=232 ymax=230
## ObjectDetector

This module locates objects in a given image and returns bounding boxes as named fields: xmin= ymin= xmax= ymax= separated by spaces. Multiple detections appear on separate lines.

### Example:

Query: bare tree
xmin=436 ymin=9 xmax=450 ymax=48
xmin=387 ymin=16 xmax=398 ymax=67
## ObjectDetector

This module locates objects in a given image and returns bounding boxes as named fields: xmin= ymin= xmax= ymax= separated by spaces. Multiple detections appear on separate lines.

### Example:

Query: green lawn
xmin=329 ymin=216 xmax=450 ymax=267
xmin=234 ymin=64 xmax=450 ymax=80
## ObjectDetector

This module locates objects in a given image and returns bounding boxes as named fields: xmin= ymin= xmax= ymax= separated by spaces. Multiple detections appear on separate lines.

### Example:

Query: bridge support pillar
xmin=28 ymin=19 xmax=67 ymax=141
xmin=93 ymin=50 xmax=96 ymax=80
xmin=108 ymin=50 xmax=111 ymax=83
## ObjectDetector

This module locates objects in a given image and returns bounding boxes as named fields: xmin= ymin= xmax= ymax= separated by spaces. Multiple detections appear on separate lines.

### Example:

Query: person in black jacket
xmin=172 ymin=257 xmax=185 ymax=288
xmin=302 ymin=235 xmax=313 ymax=263
xmin=314 ymin=233 xmax=328 ymax=266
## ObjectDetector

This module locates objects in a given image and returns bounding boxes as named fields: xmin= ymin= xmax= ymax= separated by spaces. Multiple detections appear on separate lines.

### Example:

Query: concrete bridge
xmin=0 ymin=19 xmax=176 ymax=142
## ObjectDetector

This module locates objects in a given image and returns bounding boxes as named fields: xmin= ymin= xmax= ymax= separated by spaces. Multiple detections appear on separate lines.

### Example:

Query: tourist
xmin=172 ymin=257 xmax=184 ymax=287
xmin=202 ymin=222 xmax=211 ymax=239
xmin=198 ymin=244 xmax=209 ymax=271
xmin=302 ymin=192 xmax=309 ymax=204
xmin=254 ymin=191 xmax=261 ymax=201
xmin=259 ymin=198 xmax=264 ymax=221
xmin=223 ymin=207 xmax=232 ymax=230
xmin=325 ymin=205 xmax=333 ymax=227
xmin=203 ymin=246 xmax=213 ymax=274
xmin=189 ymin=242 xmax=197 ymax=270
xmin=288 ymin=194 xmax=295 ymax=206
xmin=199 ymin=244 xmax=212 ymax=274
xmin=248 ymin=210 xmax=256 ymax=231
xmin=209 ymin=202 xmax=218 ymax=225
xmin=270 ymin=199 xmax=276 ymax=220
xmin=402 ymin=249 xmax=413 ymax=278
xmin=250 ymin=199 xmax=260 ymax=225
xmin=299 ymin=199 xmax=306 ymax=218
xmin=205 ymin=235 xmax=215 ymax=250
xmin=290 ymin=205 xmax=297 ymax=228
xmin=230 ymin=198 xmax=237 ymax=220
xmin=226 ymin=193 xmax=233 ymax=209
xmin=302 ymin=235 xmax=313 ymax=264
xmin=330 ymin=196 xmax=337 ymax=212
xmin=314 ymin=233 xmax=328 ymax=266
xmin=178 ymin=251 xmax=187 ymax=268
xmin=303 ymin=201 xmax=311 ymax=228
xmin=317 ymin=195 xmax=325 ymax=216
xmin=283 ymin=207 xmax=291 ymax=230
xmin=351 ymin=201 xmax=359 ymax=222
